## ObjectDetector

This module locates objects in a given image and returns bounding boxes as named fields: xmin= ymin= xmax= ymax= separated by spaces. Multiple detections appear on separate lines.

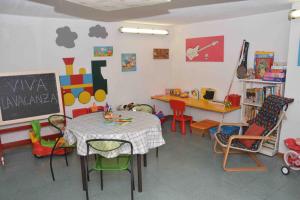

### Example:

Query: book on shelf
xmin=245 ymin=86 xmax=281 ymax=105
xmin=244 ymin=105 xmax=259 ymax=122
xmin=254 ymin=51 xmax=274 ymax=79
xmin=262 ymin=142 xmax=275 ymax=149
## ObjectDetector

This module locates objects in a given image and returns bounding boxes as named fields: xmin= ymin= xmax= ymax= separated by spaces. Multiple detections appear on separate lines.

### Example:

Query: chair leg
xmin=171 ymin=118 xmax=176 ymax=132
xmin=86 ymin=156 xmax=90 ymax=182
xmin=213 ymin=139 xmax=224 ymax=154
xmin=130 ymin=159 xmax=134 ymax=200
xmin=50 ymin=139 xmax=60 ymax=181
xmin=222 ymin=145 xmax=267 ymax=172
xmin=100 ymin=170 xmax=103 ymax=190
xmin=156 ymin=147 xmax=159 ymax=158
xmin=189 ymin=119 xmax=193 ymax=134
xmin=143 ymin=154 xmax=147 ymax=167
xmin=181 ymin=121 xmax=186 ymax=135
xmin=64 ymin=148 xmax=69 ymax=166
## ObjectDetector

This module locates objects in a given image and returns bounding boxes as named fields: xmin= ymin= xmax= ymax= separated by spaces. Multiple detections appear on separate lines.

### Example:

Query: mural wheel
xmin=94 ymin=89 xmax=106 ymax=102
xmin=64 ymin=93 xmax=75 ymax=106
xmin=78 ymin=91 xmax=91 ymax=104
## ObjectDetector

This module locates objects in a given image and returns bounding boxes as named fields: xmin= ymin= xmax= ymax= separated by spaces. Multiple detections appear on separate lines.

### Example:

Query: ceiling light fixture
xmin=119 ymin=27 xmax=169 ymax=35
xmin=288 ymin=9 xmax=300 ymax=20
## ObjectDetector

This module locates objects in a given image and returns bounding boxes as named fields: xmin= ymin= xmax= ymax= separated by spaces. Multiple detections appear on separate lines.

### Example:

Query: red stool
xmin=169 ymin=100 xmax=193 ymax=135
xmin=72 ymin=108 xmax=90 ymax=118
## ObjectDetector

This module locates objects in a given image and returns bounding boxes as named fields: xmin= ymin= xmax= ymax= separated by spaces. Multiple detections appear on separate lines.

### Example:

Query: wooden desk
xmin=151 ymin=95 xmax=240 ymax=113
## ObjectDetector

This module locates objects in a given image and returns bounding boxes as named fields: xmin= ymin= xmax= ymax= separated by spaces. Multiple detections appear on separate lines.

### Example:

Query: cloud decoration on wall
xmin=56 ymin=26 xmax=78 ymax=48
xmin=89 ymin=25 xmax=108 ymax=39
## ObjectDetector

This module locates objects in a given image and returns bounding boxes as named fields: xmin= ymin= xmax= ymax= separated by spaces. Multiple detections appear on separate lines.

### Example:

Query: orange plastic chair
xmin=72 ymin=108 xmax=90 ymax=118
xmin=169 ymin=100 xmax=193 ymax=135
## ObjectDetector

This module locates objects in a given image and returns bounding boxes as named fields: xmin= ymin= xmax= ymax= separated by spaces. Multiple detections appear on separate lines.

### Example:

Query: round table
xmin=64 ymin=111 xmax=165 ymax=193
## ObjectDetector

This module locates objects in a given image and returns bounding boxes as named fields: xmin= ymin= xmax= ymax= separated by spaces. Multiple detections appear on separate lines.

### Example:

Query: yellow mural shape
xmin=79 ymin=68 xmax=86 ymax=74
xmin=94 ymin=89 xmax=106 ymax=102
xmin=78 ymin=91 xmax=91 ymax=104
xmin=64 ymin=93 xmax=75 ymax=106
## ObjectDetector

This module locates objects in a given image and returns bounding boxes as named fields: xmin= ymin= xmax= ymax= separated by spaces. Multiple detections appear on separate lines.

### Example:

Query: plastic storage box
xmin=209 ymin=126 xmax=240 ymax=139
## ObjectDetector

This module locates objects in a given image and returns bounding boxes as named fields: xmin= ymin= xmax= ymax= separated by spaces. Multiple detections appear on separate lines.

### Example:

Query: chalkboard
xmin=0 ymin=72 xmax=63 ymax=125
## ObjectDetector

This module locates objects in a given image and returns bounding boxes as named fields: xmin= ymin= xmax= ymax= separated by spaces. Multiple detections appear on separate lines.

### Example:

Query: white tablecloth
xmin=64 ymin=111 xmax=165 ymax=157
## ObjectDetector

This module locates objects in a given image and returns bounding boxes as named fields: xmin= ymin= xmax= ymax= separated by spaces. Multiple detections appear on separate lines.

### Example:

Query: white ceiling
xmin=0 ymin=0 xmax=293 ymax=25
xmin=65 ymin=0 xmax=172 ymax=11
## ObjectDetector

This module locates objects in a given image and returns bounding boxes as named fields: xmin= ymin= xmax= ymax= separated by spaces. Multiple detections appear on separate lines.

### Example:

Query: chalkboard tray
xmin=0 ymin=71 xmax=64 ymax=126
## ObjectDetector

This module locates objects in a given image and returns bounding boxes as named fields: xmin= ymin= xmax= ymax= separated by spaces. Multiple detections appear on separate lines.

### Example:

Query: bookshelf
xmin=240 ymin=79 xmax=285 ymax=156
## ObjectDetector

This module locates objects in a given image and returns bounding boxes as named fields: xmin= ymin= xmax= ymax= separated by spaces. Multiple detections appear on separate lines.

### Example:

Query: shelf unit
xmin=240 ymin=79 xmax=285 ymax=156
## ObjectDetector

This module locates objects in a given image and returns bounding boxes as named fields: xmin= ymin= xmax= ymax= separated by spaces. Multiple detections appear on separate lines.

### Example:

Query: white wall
xmin=0 ymin=14 xmax=172 ymax=143
xmin=0 ymin=11 xmax=295 ymax=152
xmin=280 ymin=3 xmax=300 ymax=153
xmin=167 ymin=10 xmax=290 ymax=130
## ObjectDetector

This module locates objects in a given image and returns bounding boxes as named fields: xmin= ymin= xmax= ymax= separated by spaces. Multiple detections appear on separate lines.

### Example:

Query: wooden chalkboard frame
xmin=0 ymin=71 xmax=64 ymax=126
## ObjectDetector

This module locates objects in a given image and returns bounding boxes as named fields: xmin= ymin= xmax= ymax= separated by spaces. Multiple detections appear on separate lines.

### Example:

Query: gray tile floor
xmin=1 ymin=122 xmax=299 ymax=200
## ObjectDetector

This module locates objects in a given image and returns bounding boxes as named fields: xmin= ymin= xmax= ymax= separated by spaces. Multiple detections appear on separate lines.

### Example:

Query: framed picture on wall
xmin=121 ymin=53 xmax=136 ymax=72
xmin=153 ymin=48 xmax=169 ymax=59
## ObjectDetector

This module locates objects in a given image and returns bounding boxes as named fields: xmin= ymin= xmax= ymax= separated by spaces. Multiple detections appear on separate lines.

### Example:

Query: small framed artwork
xmin=121 ymin=53 xmax=136 ymax=72
xmin=153 ymin=48 xmax=169 ymax=59
xmin=94 ymin=46 xmax=113 ymax=57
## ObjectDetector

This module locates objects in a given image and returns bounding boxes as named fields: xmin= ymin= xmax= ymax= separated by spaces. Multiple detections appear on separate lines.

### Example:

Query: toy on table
xmin=191 ymin=89 xmax=200 ymax=100
xmin=29 ymin=120 xmax=68 ymax=158
xmin=180 ymin=91 xmax=189 ymax=98
xmin=281 ymin=138 xmax=300 ymax=175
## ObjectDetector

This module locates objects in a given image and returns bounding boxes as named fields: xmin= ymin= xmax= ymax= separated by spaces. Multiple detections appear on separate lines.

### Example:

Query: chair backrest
xmin=131 ymin=104 xmax=154 ymax=114
xmin=86 ymin=139 xmax=133 ymax=157
xmin=250 ymin=95 xmax=293 ymax=150
xmin=48 ymin=115 xmax=72 ymax=135
xmin=169 ymin=100 xmax=186 ymax=117
xmin=31 ymin=120 xmax=41 ymax=140
xmin=72 ymin=108 xmax=90 ymax=118
xmin=252 ymin=95 xmax=294 ymax=135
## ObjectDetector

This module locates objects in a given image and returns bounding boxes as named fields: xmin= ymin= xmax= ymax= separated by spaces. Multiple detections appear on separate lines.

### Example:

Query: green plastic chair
xmin=86 ymin=139 xmax=134 ymax=200
xmin=131 ymin=104 xmax=159 ymax=159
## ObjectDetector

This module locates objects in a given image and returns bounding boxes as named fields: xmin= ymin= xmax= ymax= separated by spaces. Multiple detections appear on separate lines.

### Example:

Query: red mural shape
xmin=186 ymin=35 xmax=224 ymax=62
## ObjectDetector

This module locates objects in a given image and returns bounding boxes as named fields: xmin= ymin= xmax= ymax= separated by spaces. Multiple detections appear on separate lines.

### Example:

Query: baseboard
xmin=2 ymin=133 xmax=60 ymax=150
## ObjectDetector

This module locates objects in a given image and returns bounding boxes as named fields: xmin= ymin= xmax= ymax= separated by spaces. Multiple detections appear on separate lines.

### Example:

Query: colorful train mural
xmin=59 ymin=57 xmax=108 ymax=106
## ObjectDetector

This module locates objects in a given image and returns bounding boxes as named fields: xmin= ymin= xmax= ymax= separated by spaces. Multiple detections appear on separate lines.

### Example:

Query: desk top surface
xmin=151 ymin=95 xmax=240 ymax=113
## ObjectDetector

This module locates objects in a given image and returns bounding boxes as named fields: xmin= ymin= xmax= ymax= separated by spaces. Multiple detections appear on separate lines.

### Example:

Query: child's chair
xmin=169 ymin=100 xmax=193 ymax=135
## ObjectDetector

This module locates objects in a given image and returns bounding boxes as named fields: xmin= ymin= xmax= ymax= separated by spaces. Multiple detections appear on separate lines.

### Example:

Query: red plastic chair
xmin=169 ymin=100 xmax=193 ymax=135
xmin=72 ymin=108 xmax=90 ymax=118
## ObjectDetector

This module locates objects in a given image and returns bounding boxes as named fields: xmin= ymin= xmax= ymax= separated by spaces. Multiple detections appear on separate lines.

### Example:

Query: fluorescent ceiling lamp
xmin=65 ymin=0 xmax=171 ymax=11
xmin=119 ymin=27 xmax=169 ymax=35
xmin=288 ymin=9 xmax=300 ymax=20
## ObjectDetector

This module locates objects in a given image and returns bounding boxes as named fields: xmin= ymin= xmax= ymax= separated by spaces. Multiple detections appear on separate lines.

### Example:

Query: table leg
xmin=143 ymin=154 xmax=147 ymax=167
xmin=80 ymin=156 xmax=89 ymax=200
xmin=0 ymin=137 xmax=4 ymax=166
xmin=137 ymin=154 xmax=142 ymax=192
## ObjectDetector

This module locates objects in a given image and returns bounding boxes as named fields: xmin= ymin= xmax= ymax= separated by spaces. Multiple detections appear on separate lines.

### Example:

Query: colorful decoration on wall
xmin=153 ymin=48 xmax=169 ymax=59
xmin=186 ymin=35 xmax=224 ymax=62
xmin=59 ymin=58 xmax=108 ymax=106
xmin=56 ymin=26 xmax=78 ymax=48
xmin=121 ymin=53 xmax=136 ymax=72
xmin=89 ymin=25 xmax=108 ymax=39
xmin=94 ymin=46 xmax=113 ymax=57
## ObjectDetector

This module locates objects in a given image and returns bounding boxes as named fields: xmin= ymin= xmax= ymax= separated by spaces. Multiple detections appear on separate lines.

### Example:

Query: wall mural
xmin=186 ymin=35 xmax=224 ymax=62
xmin=94 ymin=46 xmax=113 ymax=57
xmin=89 ymin=25 xmax=108 ymax=39
xmin=59 ymin=58 xmax=108 ymax=106
xmin=56 ymin=26 xmax=78 ymax=48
